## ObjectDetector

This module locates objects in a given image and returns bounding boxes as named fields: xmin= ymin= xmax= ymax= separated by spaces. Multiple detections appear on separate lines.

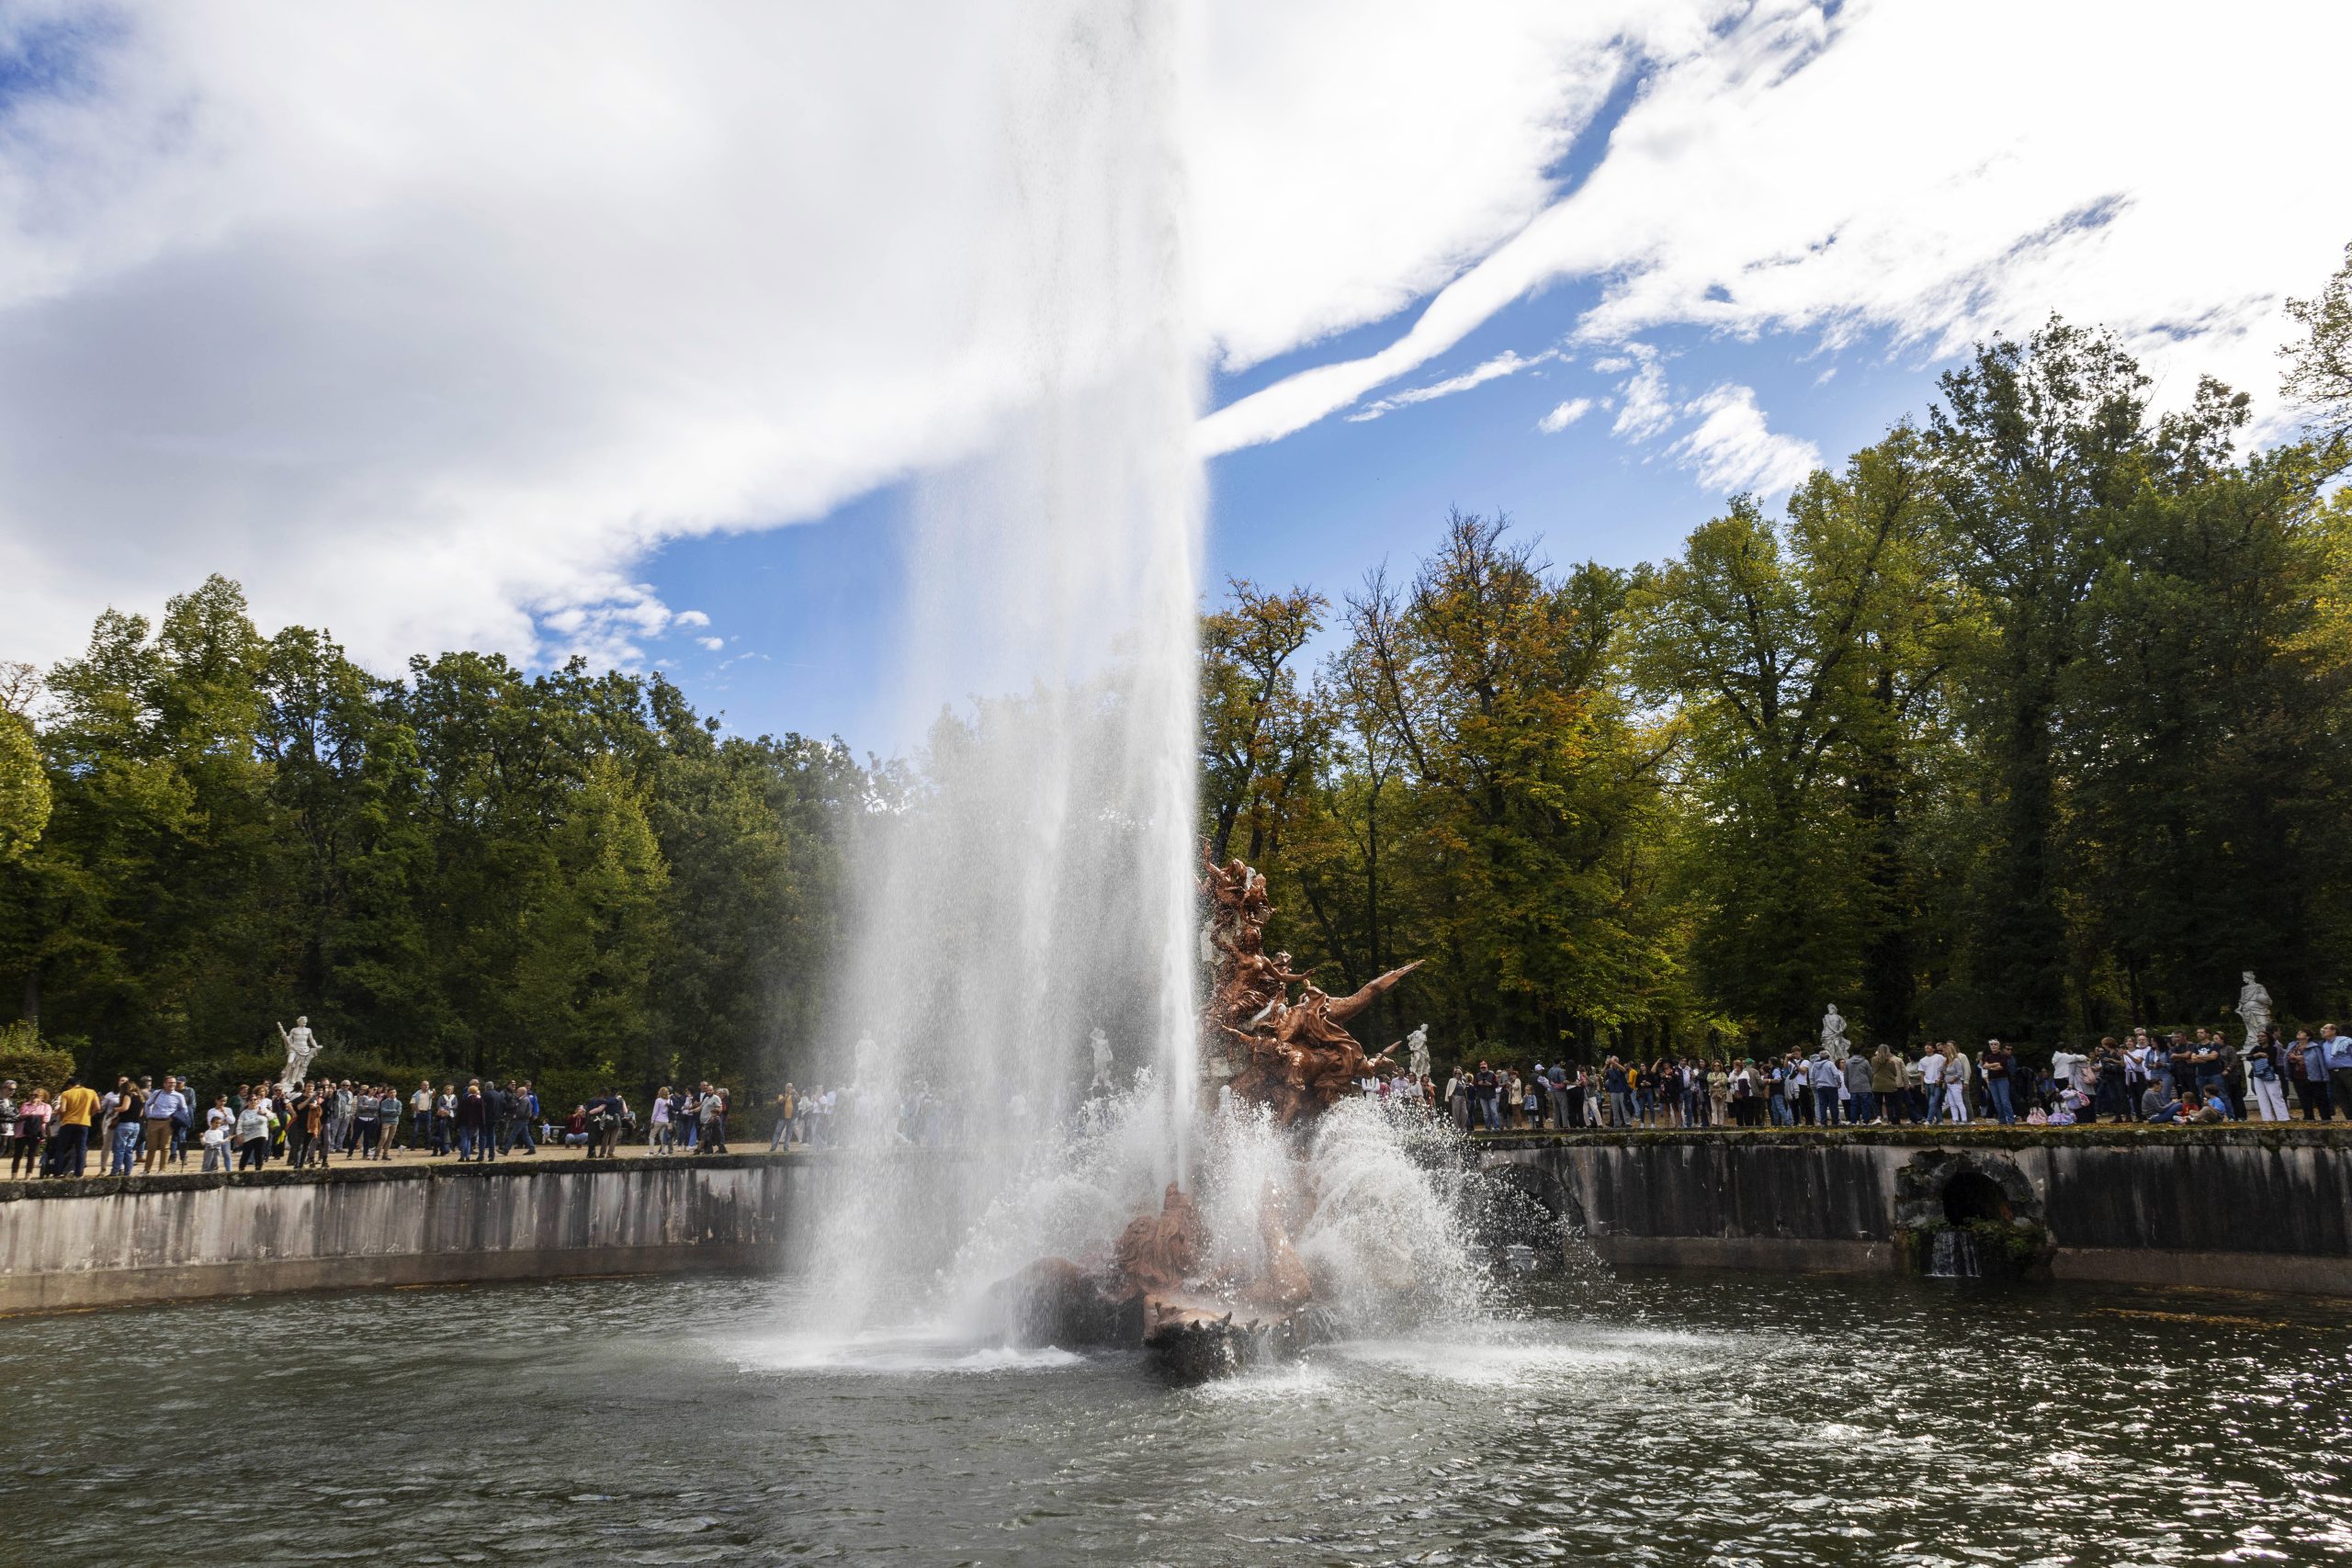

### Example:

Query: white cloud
xmin=673 ymin=609 xmax=711 ymax=628
xmin=1191 ymin=3 xmax=1716 ymax=371
xmin=695 ymin=636 xmax=725 ymax=651
xmin=1668 ymin=385 xmax=1819 ymax=495
xmin=1345 ymin=350 xmax=1555 ymax=422
xmin=1610 ymin=344 xmax=1677 ymax=442
xmin=1204 ymin=0 xmax=2351 ymax=452
xmin=1536 ymin=397 xmax=1593 ymax=434
xmin=2 ymin=0 xmax=2345 ymax=671
xmin=0 ymin=0 xmax=1708 ymax=671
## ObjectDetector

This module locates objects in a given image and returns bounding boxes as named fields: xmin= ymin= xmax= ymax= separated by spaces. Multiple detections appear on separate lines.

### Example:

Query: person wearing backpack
xmin=2245 ymin=1028 xmax=2290 ymax=1122
xmin=698 ymin=1083 xmax=729 ymax=1154
xmin=496 ymin=1080 xmax=537 ymax=1156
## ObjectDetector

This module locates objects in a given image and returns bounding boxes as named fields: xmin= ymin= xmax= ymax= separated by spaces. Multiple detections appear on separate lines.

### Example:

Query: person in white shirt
xmin=1919 ymin=1046 xmax=1948 ymax=1123
xmin=201 ymin=1096 xmax=235 ymax=1173
xmin=2051 ymin=1046 xmax=2086 ymax=1092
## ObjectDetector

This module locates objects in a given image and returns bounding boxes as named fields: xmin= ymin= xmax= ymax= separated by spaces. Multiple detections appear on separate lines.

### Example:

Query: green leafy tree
xmin=2284 ymin=239 xmax=2352 ymax=460
xmin=1198 ymin=580 xmax=1328 ymax=865
xmin=0 ymin=712 xmax=47 ymax=863
xmin=1628 ymin=431 xmax=1960 ymax=1046
xmin=1925 ymin=321 xmax=2152 ymax=1043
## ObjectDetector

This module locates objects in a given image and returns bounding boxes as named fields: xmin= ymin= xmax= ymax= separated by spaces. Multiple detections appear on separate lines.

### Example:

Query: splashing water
xmin=794 ymin=2 xmax=1499 ymax=1348
xmin=796 ymin=0 xmax=1202 ymax=1330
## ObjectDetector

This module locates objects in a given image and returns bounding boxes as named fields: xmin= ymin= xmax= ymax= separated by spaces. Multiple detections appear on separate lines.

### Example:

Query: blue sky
xmin=3 ymin=1 xmax=2344 ymax=753
xmin=643 ymin=297 xmax=1940 ymax=750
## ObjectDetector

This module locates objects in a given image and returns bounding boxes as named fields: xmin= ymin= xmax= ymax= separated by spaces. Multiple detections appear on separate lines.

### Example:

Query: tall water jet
xmin=803 ymin=0 xmax=1204 ymax=1330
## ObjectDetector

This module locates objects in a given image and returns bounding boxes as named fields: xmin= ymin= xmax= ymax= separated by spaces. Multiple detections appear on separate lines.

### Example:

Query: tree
xmin=1342 ymin=511 xmax=1682 ymax=1050
xmin=1198 ymin=581 xmax=1328 ymax=865
xmin=0 ymin=577 xmax=865 ymax=1091
xmin=2284 ymin=239 xmax=2352 ymax=461
xmin=1628 ymin=431 xmax=1959 ymax=1046
xmin=0 ymin=661 xmax=47 ymax=867
xmin=1925 ymin=320 xmax=2151 ymax=1043
xmin=0 ymin=713 xmax=47 ymax=865
xmin=2062 ymin=388 xmax=2352 ymax=1023
xmin=514 ymin=754 xmax=671 ymax=1084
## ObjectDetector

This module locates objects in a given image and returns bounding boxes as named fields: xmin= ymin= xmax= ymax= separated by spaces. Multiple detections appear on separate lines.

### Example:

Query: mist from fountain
xmin=796 ymin=0 xmax=1203 ymax=1332
xmin=792 ymin=0 xmax=1497 ymax=1351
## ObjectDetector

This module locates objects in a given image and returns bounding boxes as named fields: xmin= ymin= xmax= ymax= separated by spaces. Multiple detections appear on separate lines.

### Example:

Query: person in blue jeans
xmin=109 ymin=1115 xmax=142 ymax=1175
xmin=2184 ymin=1030 xmax=2234 ymax=1119
xmin=498 ymin=1081 xmax=539 ymax=1155
xmin=2323 ymin=1024 xmax=2352 ymax=1120
xmin=1808 ymin=1052 xmax=1841 ymax=1126
xmin=1475 ymin=1062 xmax=1502 ymax=1131
xmin=1982 ymin=1039 xmax=2017 ymax=1125
xmin=107 ymin=1083 xmax=146 ymax=1175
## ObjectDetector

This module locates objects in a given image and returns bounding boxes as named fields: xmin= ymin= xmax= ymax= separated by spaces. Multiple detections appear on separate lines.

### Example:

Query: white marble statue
xmin=275 ymin=1015 xmax=320 ymax=1092
xmin=1089 ymin=1027 xmax=1114 ymax=1092
xmin=1819 ymin=1004 xmax=1849 ymax=1055
xmin=1406 ymin=1023 xmax=1431 ymax=1079
xmin=2234 ymin=971 xmax=2272 ymax=1047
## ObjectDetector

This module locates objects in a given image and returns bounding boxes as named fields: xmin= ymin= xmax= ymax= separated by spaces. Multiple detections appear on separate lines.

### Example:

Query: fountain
xmin=790 ymin=0 xmax=1204 ymax=1336
xmin=985 ymin=848 xmax=1428 ymax=1382
xmin=791 ymin=2 xmax=1469 ymax=1383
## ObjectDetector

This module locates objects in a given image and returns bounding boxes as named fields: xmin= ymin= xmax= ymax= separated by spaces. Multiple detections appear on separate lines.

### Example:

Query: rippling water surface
xmin=4 ymin=1266 xmax=2347 ymax=1564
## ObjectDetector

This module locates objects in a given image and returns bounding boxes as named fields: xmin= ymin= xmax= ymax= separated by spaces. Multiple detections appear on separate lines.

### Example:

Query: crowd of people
xmin=1 ymin=1074 xmax=748 ymax=1179
xmin=1427 ymin=1024 xmax=2352 ymax=1133
xmin=8 ymin=1026 xmax=2351 ymax=1180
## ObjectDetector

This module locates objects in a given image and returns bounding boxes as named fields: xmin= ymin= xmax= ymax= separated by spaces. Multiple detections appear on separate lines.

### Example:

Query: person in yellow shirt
xmin=52 ymin=1077 xmax=99 ymax=1178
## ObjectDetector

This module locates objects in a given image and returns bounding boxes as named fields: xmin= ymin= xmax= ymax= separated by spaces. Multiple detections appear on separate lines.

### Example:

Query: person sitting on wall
xmin=562 ymin=1106 xmax=591 ymax=1147
xmin=2143 ymin=1088 xmax=2186 ymax=1123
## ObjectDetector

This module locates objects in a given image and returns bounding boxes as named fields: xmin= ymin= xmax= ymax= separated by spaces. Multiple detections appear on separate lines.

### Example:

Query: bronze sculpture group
xmin=996 ymin=844 xmax=1418 ymax=1380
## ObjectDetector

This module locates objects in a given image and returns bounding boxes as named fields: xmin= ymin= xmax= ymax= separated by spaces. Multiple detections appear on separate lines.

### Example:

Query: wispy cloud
xmin=1202 ymin=0 xmax=2349 ymax=453
xmin=1536 ymin=396 xmax=1592 ymax=433
xmin=1668 ymin=384 xmax=1819 ymax=494
xmin=1609 ymin=344 xmax=1676 ymax=442
xmin=1344 ymin=349 xmax=1556 ymax=422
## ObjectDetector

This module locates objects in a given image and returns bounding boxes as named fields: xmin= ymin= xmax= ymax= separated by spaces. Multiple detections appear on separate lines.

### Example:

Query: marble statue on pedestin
xmin=1819 ymin=1004 xmax=1849 ymax=1055
xmin=2235 ymin=971 xmax=2273 ymax=1047
xmin=1406 ymin=1024 xmax=1431 ymax=1080
xmin=852 ymin=1033 xmax=884 ymax=1092
xmin=276 ymin=1015 xmax=320 ymax=1092
xmin=1089 ymin=1027 xmax=1114 ymax=1093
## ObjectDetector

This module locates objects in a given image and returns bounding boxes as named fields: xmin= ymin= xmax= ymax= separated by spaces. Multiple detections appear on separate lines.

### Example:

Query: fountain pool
xmin=5 ymin=1265 xmax=2346 ymax=1563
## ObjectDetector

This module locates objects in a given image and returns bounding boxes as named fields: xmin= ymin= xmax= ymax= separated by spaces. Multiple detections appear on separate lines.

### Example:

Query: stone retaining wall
xmin=1477 ymin=1126 xmax=2352 ymax=1295
xmin=0 ymin=1155 xmax=805 ymax=1314
xmin=10 ymin=1130 xmax=2348 ymax=1314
